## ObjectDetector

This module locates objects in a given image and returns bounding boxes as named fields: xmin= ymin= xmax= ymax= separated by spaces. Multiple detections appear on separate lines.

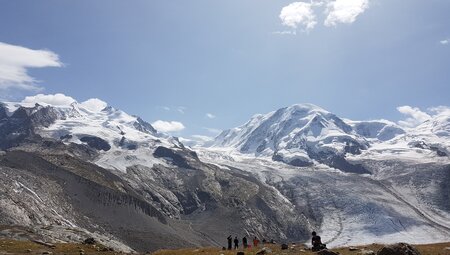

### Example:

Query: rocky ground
xmin=0 ymin=239 xmax=449 ymax=255
xmin=152 ymin=242 xmax=450 ymax=255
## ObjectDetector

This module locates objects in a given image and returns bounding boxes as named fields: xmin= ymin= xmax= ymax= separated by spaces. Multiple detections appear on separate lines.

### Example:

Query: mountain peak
xmin=286 ymin=103 xmax=328 ymax=113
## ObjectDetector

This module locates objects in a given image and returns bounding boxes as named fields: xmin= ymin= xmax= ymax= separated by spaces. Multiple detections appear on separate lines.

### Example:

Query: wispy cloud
xmin=0 ymin=42 xmax=62 ymax=91
xmin=428 ymin=106 xmax=450 ymax=115
xmin=179 ymin=135 xmax=214 ymax=147
xmin=203 ymin=127 xmax=222 ymax=135
xmin=206 ymin=113 xmax=216 ymax=119
xmin=440 ymin=39 xmax=449 ymax=45
xmin=152 ymin=120 xmax=185 ymax=133
xmin=272 ymin=30 xmax=297 ymax=35
xmin=324 ymin=0 xmax=369 ymax=27
xmin=177 ymin=106 xmax=186 ymax=114
xmin=397 ymin=105 xmax=431 ymax=127
xmin=191 ymin=135 xmax=214 ymax=142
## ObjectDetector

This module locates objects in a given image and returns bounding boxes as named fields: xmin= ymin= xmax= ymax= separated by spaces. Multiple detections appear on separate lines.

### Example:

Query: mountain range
xmin=0 ymin=99 xmax=448 ymax=252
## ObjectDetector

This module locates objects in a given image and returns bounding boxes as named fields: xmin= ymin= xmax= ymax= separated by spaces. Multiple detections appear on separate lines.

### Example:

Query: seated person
xmin=311 ymin=231 xmax=326 ymax=251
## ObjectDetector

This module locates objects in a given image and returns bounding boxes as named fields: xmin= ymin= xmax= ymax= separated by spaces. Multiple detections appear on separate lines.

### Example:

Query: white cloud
xmin=397 ymin=105 xmax=431 ymax=127
xmin=206 ymin=113 xmax=216 ymax=119
xmin=278 ymin=0 xmax=370 ymax=33
xmin=440 ymin=39 xmax=449 ymax=45
xmin=152 ymin=120 xmax=185 ymax=133
xmin=428 ymin=106 xmax=450 ymax=115
xmin=21 ymin=93 xmax=75 ymax=106
xmin=162 ymin=106 xmax=171 ymax=111
xmin=80 ymin=98 xmax=107 ymax=112
xmin=0 ymin=42 xmax=62 ymax=90
xmin=279 ymin=2 xmax=318 ymax=32
xmin=324 ymin=0 xmax=369 ymax=27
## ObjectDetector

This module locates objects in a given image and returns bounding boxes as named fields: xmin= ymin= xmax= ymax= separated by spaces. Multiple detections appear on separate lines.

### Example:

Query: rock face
xmin=377 ymin=243 xmax=421 ymax=255
xmin=80 ymin=136 xmax=111 ymax=151
xmin=0 ymin=140 xmax=311 ymax=252
xmin=133 ymin=117 xmax=157 ymax=134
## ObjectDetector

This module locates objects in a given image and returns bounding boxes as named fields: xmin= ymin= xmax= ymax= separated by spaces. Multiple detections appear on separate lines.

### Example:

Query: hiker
xmin=262 ymin=238 xmax=266 ymax=244
xmin=227 ymin=235 xmax=232 ymax=250
xmin=311 ymin=231 xmax=326 ymax=251
xmin=253 ymin=237 xmax=259 ymax=248
xmin=243 ymin=236 xmax=248 ymax=248
xmin=234 ymin=236 xmax=239 ymax=249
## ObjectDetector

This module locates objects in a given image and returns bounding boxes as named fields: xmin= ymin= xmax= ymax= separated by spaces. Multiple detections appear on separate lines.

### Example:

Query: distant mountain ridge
xmin=211 ymin=103 xmax=449 ymax=172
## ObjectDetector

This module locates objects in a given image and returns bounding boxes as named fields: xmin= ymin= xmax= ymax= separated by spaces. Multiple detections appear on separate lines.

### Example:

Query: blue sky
xmin=0 ymin=0 xmax=449 ymax=139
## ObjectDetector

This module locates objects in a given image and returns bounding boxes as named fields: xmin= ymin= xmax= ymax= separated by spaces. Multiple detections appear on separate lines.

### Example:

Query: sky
xmin=0 ymin=0 xmax=449 ymax=140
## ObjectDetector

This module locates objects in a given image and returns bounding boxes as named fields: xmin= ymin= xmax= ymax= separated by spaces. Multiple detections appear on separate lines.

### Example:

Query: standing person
xmin=234 ymin=236 xmax=239 ymax=250
xmin=227 ymin=235 xmax=232 ymax=250
xmin=242 ymin=236 xmax=248 ymax=249
xmin=253 ymin=237 xmax=259 ymax=248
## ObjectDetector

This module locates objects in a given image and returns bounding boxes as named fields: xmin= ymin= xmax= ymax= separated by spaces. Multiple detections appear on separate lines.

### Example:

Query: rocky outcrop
xmin=377 ymin=243 xmax=421 ymax=255
xmin=153 ymin=146 xmax=197 ymax=169
xmin=80 ymin=136 xmax=111 ymax=151
xmin=133 ymin=117 xmax=157 ymax=134
xmin=0 ymin=104 xmax=61 ymax=150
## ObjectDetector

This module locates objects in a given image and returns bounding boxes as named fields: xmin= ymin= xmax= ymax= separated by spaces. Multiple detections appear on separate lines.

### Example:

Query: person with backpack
xmin=227 ymin=235 xmax=232 ymax=250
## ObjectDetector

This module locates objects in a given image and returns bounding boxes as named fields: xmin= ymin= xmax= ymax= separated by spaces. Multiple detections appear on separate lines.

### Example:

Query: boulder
xmin=358 ymin=250 xmax=375 ymax=255
xmin=281 ymin=243 xmax=289 ymax=250
xmin=82 ymin=237 xmax=96 ymax=245
xmin=256 ymin=248 xmax=272 ymax=254
xmin=237 ymin=252 xmax=245 ymax=255
xmin=377 ymin=243 xmax=421 ymax=255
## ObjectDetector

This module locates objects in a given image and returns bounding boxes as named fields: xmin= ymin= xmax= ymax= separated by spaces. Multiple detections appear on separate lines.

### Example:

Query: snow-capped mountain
xmin=0 ymin=99 xmax=312 ymax=252
xmin=0 ymin=100 xmax=187 ymax=172
xmin=211 ymin=103 xmax=449 ymax=172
